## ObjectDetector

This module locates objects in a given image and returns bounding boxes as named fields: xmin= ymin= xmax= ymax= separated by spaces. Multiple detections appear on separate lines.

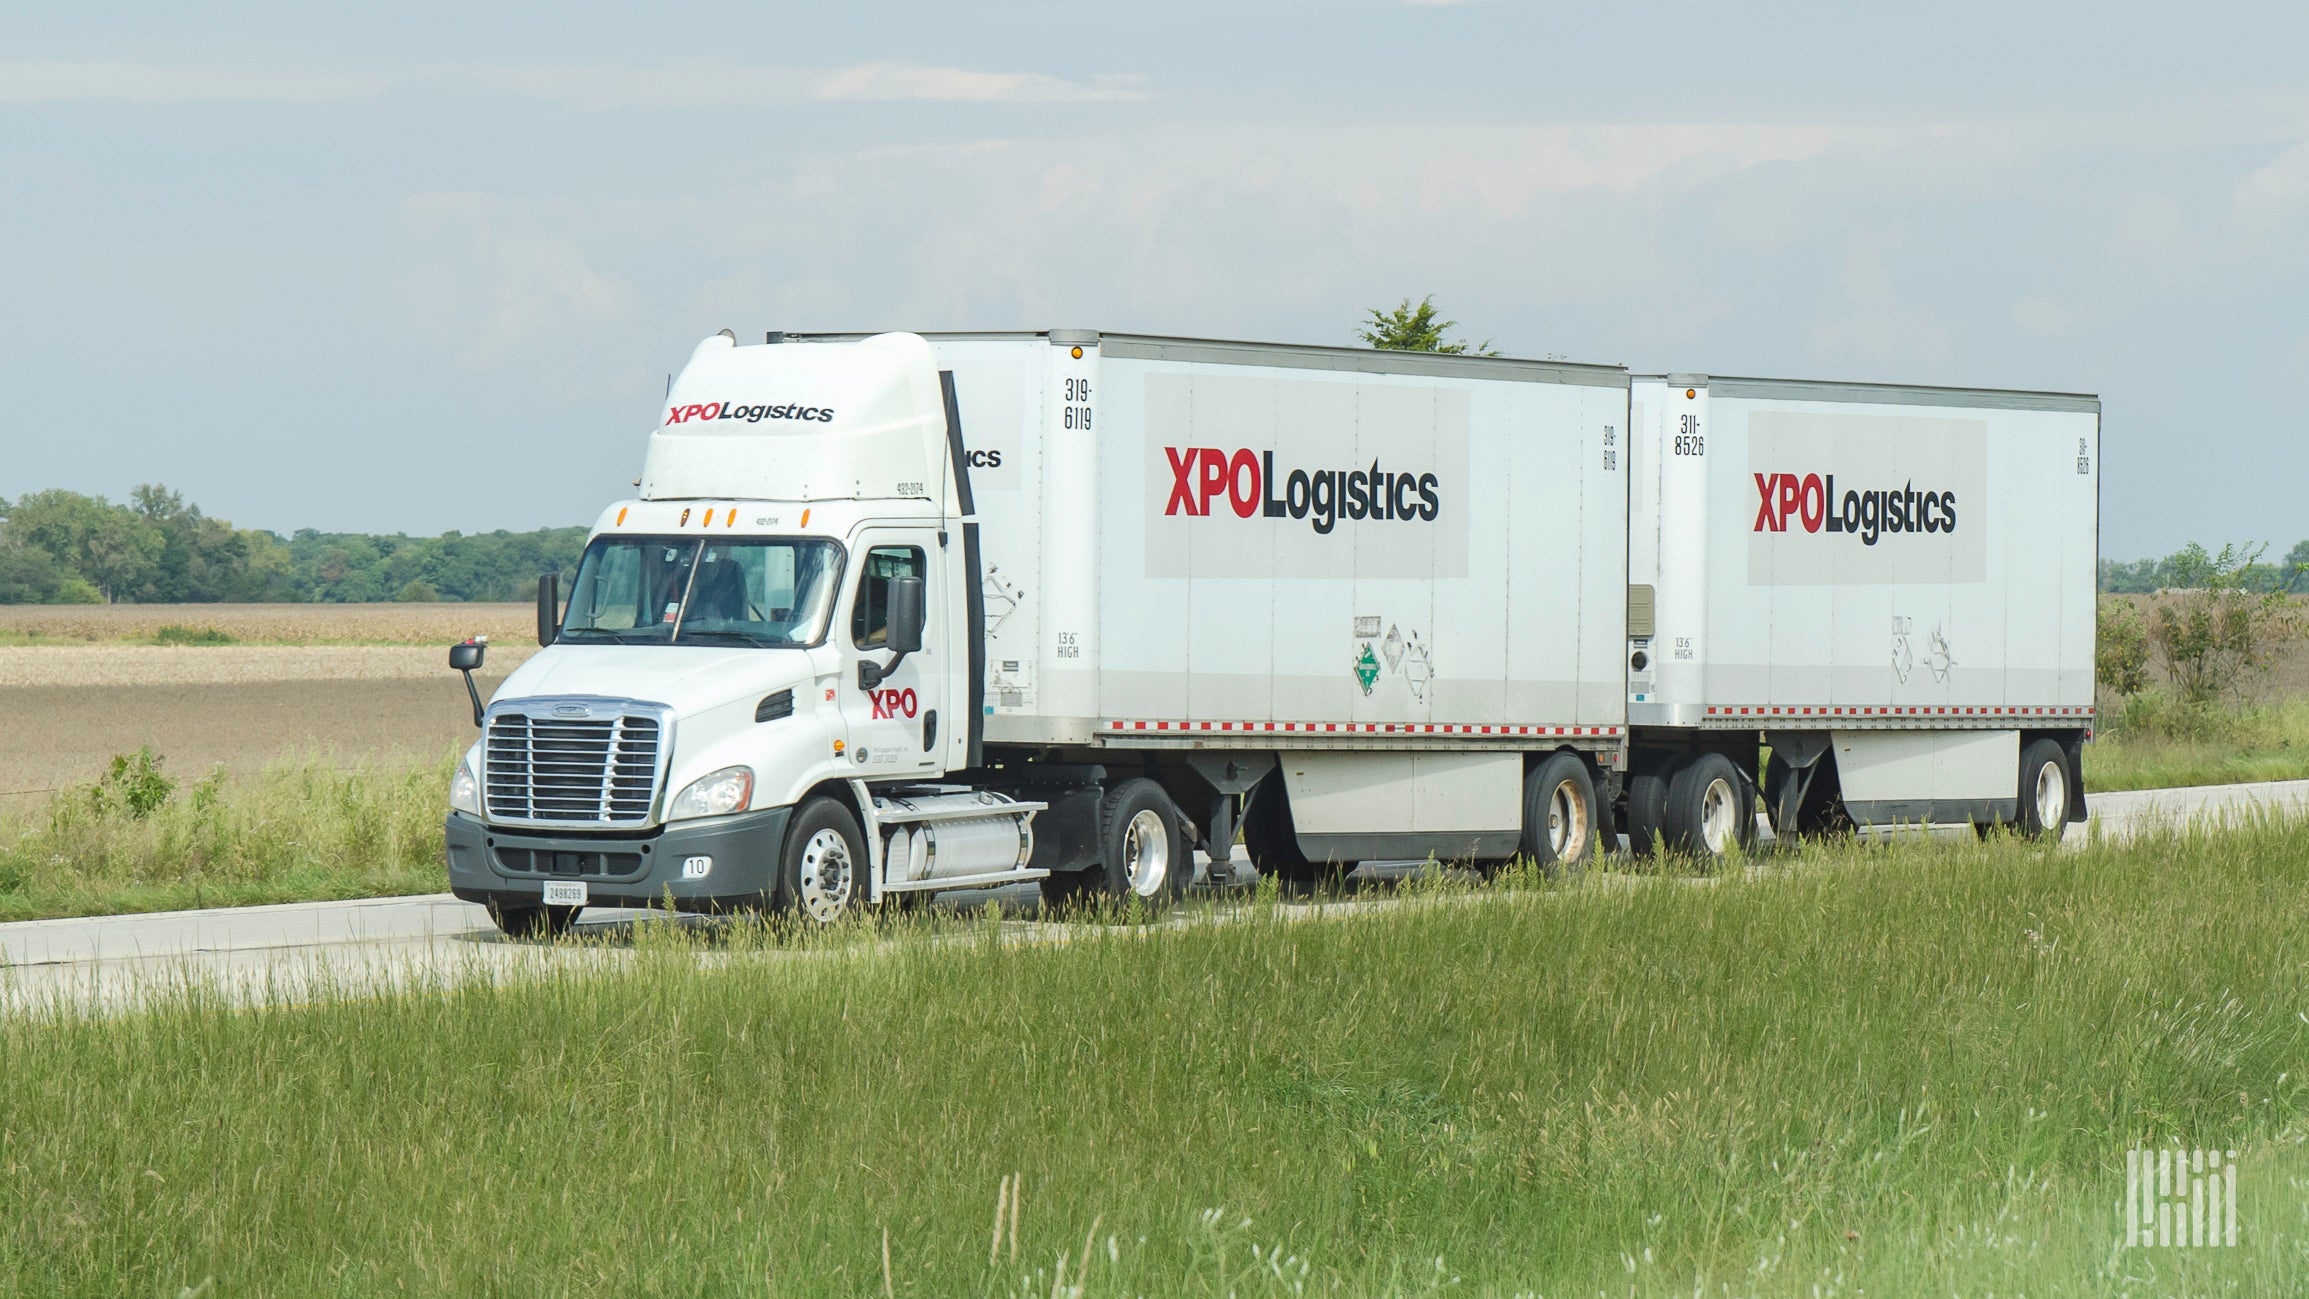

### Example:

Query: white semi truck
xmin=442 ymin=330 xmax=2098 ymax=936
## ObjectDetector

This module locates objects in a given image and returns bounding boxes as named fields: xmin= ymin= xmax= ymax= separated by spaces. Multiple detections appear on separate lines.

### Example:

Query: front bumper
xmin=445 ymin=805 xmax=794 ymax=912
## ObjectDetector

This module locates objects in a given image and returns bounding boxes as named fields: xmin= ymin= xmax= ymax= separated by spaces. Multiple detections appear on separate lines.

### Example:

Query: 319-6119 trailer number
xmin=1673 ymin=414 xmax=1704 ymax=456
xmin=1063 ymin=377 xmax=1093 ymax=431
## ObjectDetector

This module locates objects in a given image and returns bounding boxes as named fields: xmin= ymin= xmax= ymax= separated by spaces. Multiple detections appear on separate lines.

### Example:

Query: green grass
xmin=2085 ymin=694 xmax=2309 ymax=792
xmin=4 ymin=821 xmax=2308 ymax=1295
xmin=0 ymin=756 xmax=450 ymax=922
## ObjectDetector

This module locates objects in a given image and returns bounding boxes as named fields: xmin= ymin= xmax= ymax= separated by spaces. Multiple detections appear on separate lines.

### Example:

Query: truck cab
xmin=444 ymin=331 xmax=1048 ymax=936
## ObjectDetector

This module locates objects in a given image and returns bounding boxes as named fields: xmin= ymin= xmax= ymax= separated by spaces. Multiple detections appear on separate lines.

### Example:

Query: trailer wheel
xmin=1521 ymin=752 xmax=1597 ymax=871
xmin=2014 ymin=738 xmax=2071 ymax=842
xmin=1093 ymin=778 xmax=1188 ymax=908
xmin=489 ymin=902 xmax=579 ymax=940
xmin=1623 ymin=767 xmax=1670 ymax=857
xmin=776 ymin=797 xmax=866 ymax=923
xmin=1665 ymin=753 xmax=1757 ymax=858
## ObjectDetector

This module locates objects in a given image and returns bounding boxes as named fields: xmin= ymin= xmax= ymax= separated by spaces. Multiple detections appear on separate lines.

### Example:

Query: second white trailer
xmin=1623 ymin=374 xmax=2099 ymax=850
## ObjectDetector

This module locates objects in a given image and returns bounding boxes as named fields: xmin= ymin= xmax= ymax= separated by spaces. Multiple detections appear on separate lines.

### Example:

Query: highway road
xmin=5 ymin=777 xmax=2305 ymax=1013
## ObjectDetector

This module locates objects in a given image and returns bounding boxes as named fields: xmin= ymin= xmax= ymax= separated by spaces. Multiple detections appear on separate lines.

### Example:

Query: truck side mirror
xmin=536 ymin=573 xmax=560 ymax=647
xmin=887 ymin=575 xmax=925 ymax=656
xmin=859 ymin=575 xmax=926 ymax=690
xmin=448 ymin=637 xmax=488 ymax=727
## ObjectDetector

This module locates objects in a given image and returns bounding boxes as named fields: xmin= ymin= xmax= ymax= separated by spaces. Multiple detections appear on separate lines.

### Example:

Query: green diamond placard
xmin=1354 ymin=643 xmax=1380 ymax=695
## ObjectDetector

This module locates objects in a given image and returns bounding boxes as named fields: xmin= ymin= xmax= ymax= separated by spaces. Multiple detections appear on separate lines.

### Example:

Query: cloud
xmin=0 ymin=60 xmax=387 ymax=103
xmin=470 ymin=60 xmax=1146 ymax=108
xmin=2235 ymin=138 xmax=2309 ymax=227
xmin=403 ymin=193 xmax=633 ymax=371
xmin=0 ymin=58 xmax=1144 ymax=108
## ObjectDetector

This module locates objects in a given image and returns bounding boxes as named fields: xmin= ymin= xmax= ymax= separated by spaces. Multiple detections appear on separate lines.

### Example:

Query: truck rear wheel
xmin=777 ymin=797 xmax=867 ymax=923
xmin=1521 ymin=752 xmax=1597 ymax=871
xmin=1664 ymin=753 xmax=1757 ymax=859
xmin=2014 ymin=738 xmax=2071 ymax=842
xmin=1088 ymin=778 xmax=1188 ymax=909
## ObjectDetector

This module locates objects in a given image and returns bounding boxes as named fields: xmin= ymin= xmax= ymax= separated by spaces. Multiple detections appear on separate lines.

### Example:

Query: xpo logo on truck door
xmin=1746 ymin=412 xmax=1989 ymax=586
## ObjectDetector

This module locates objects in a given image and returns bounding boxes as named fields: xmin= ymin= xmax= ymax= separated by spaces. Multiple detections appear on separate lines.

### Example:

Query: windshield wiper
xmin=674 ymin=628 xmax=787 ymax=648
xmin=559 ymin=628 xmax=659 ymax=645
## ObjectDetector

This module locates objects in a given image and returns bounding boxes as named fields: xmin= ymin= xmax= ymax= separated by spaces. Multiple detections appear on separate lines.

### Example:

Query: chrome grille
xmin=484 ymin=707 xmax=664 ymax=824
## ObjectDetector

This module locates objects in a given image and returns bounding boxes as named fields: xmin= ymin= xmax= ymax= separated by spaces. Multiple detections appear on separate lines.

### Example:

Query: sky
xmin=2 ymin=2 xmax=2305 ymax=559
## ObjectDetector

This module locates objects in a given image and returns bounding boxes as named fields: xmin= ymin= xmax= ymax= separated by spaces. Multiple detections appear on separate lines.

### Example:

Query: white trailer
xmin=443 ymin=330 xmax=1630 ymax=934
xmin=1622 ymin=374 xmax=2099 ymax=852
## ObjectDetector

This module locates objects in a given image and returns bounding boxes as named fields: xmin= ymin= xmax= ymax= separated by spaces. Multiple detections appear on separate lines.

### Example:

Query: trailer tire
xmin=489 ymin=902 xmax=578 ymax=940
xmin=1664 ymin=753 xmax=1757 ymax=859
xmin=776 ymin=797 xmax=867 ymax=924
xmin=1079 ymin=778 xmax=1184 ymax=909
xmin=2015 ymin=738 xmax=2071 ymax=842
xmin=1521 ymin=752 xmax=1598 ymax=871
xmin=1624 ymin=767 xmax=1671 ymax=857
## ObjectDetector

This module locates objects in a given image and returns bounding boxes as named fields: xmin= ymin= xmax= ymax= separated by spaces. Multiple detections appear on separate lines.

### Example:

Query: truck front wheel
xmin=778 ymin=797 xmax=867 ymax=923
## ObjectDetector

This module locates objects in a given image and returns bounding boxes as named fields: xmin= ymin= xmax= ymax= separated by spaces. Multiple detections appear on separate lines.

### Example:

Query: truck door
xmin=839 ymin=530 xmax=945 ymax=779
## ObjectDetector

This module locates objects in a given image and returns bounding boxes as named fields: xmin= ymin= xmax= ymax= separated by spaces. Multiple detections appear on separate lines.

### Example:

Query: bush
xmin=2148 ymin=543 xmax=2304 ymax=704
xmin=85 ymin=748 xmax=176 ymax=820
xmin=150 ymin=624 xmax=235 ymax=646
xmin=2095 ymin=596 xmax=2149 ymax=697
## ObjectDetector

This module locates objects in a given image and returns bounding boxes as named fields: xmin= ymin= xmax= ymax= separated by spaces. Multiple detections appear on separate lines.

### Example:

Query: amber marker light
xmin=679 ymin=508 xmax=691 ymax=525
xmin=1071 ymin=346 xmax=1083 ymax=359
xmin=800 ymin=508 xmax=811 ymax=528
xmin=1686 ymin=388 xmax=1697 ymax=399
xmin=615 ymin=507 xmax=628 ymax=526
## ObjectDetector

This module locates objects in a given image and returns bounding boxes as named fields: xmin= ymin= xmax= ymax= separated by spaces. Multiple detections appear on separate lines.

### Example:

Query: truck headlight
xmin=667 ymin=766 xmax=754 ymax=821
xmin=449 ymin=752 xmax=481 ymax=815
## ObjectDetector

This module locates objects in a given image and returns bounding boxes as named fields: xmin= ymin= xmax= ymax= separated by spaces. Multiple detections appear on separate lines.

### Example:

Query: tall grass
xmin=2085 ymin=691 xmax=2309 ymax=791
xmin=0 ymin=755 xmax=450 ymax=921
xmin=3 ymin=820 xmax=2306 ymax=1295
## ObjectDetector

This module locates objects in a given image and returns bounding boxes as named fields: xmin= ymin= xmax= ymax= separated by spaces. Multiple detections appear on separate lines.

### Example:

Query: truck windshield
xmin=558 ymin=537 xmax=843 ymax=647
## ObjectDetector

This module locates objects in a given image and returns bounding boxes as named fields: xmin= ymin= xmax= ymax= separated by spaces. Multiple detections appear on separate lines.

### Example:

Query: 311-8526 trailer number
xmin=1673 ymin=414 xmax=1704 ymax=456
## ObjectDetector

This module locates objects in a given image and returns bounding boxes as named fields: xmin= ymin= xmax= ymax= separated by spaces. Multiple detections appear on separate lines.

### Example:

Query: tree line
xmin=2099 ymin=541 xmax=2309 ymax=594
xmin=0 ymin=486 xmax=585 ymax=604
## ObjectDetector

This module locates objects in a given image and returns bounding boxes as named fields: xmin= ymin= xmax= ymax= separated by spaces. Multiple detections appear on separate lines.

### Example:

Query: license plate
xmin=541 ymin=881 xmax=588 ymax=907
